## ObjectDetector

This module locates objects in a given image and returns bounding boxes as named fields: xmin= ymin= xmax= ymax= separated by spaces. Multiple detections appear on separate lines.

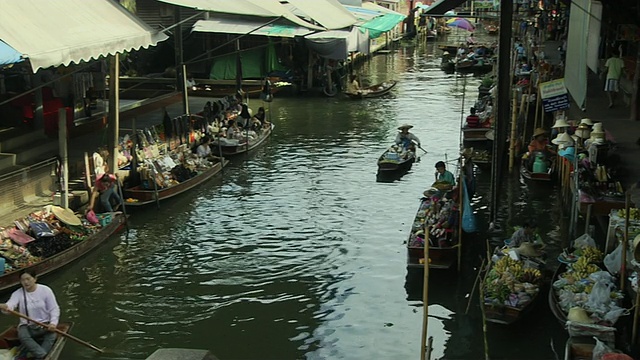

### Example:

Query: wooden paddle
xmin=6 ymin=309 xmax=104 ymax=353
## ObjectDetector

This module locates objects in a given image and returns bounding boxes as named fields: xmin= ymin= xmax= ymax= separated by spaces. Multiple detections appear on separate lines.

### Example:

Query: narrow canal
xmin=0 ymin=38 xmax=571 ymax=359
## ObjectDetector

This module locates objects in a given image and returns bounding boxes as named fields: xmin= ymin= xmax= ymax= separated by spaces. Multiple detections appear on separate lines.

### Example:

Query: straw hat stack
xmin=574 ymin=124 xmax=591 ymax=139
xmin=551 ymin=117 xmax=570 ymax=129
xmin=552 ymin=132 xmax=574 ymax=149
xmin=579 ymin=118 xmax=594 ymax=126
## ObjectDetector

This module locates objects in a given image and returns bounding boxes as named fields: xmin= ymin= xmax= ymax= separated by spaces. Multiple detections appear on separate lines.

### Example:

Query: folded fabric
xmin=7 ymin=227 xmax=35 ymax=245
xmin=29 ymin=221 xmax=55 ymax=238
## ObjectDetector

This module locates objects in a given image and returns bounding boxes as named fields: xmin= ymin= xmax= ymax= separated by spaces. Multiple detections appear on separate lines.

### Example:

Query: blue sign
xmin=542 ymin=94 xmax=570 ymax=113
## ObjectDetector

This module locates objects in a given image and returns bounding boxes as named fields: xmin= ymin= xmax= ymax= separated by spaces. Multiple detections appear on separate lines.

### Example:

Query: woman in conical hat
xmin=395 ymin=124 xmax=420 ymax=151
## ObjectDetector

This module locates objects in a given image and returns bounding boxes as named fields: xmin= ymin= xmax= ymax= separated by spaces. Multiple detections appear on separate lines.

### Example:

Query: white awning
xmin=286 ymin=0 xmax=358 ymax=30
xmin=362 ymin=2 xmax=405 ymax=16
xmin=0 ymin=0 xmax=168 ymax=72
xmin=193 ymin=18 xmax=313 ymax=38
xmin=159 ymin=0 xmax=325 ymax=31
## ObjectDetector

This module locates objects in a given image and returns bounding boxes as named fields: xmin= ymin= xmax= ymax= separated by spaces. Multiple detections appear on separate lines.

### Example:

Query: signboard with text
xmin=539 ymin=78 xmax=570 ymax=113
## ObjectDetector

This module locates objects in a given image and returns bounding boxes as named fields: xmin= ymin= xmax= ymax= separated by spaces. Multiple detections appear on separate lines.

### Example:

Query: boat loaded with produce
xmin=482 ymin=253 xmax=543 ymax=325
xmin=550 ymin=243 xmax=625 ymax=344
xmin=0 ymin=206 xmax=124 ymax=292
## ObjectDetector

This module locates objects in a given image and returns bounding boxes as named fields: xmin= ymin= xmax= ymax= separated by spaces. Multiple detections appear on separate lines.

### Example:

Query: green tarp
xmin=359 ymin=13 xmax=405 ymax=39
xmin=209 ymin=42 xmax=286 ymax=80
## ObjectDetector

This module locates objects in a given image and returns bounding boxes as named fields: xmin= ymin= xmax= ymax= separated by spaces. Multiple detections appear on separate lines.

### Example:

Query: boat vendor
xmin=0 ymin=270 xmax=60 ymax=360
xmin=508 ymin=221 xmax=537 ymax=248
xmin=465 ymin=107 xmax=481 ymax=128
xmin=88 ymin=172 xmax=122 ymax=213
xmin=346 ymin=74 xmax=361 ymax=94
xmin=528 ymin=128 xmax=556 ymax=155
xmin=196 ymin=136 xmax=212 ymax=157
xmin=395 ymin=124 xmax=420 ymax=151
xmin=433 ymin=161 xmax=455 ymax=191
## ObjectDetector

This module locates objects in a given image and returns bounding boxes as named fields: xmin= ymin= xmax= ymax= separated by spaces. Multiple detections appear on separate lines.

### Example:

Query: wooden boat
xmin=377 ymin=146 xmax=416 ymax=174
xmin=124 ymin=158 xmax=229 ymax=206
xmin=406 ymin=198 xmax=459 ymax=270
xmin=455 ymin=60 xmax=494 ymax=75
xmin=483 ymin=291 xmax=540 ymax=325
xmin=564 ymin=336 xmax=595 ymax=360
xmin=0 ymin=322 xmax=73 ymax=360
xmin=345 ymin=80 xmax=397 ymax=99
xmin=438 ymin=44 xmax=458 ymax=53
xmin=440 ymin=59 xmax=455 ymax=73
xmin=211 ymin=123 xmax=274 ymax=157
xmin=549 ymin=262 xmax=568 ymax=325
xmin=0 ymin=215 xmax=124 ymax=293
xmin=520 ymin=161 xmax=554 ymax=182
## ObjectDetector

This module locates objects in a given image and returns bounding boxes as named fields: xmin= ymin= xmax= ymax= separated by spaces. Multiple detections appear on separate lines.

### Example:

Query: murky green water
xmin=0 ymin=38 xmax=571 ymax=359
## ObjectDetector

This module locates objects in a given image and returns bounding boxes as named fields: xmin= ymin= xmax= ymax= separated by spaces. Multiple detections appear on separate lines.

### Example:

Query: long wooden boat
xmin=456 ymin=61 xmax=494 ymax=75
xmin=406 ymin=198 xmax=459 ymax=270
xmin=483 ymin=291 xmax=540 ymax=325
xmin=345 ymin=81 xmax=397 ymax=99
xmin=520 ymin=161 xmax=554 ymax=182
xmin=0 ymin=322 xmax=73 ymax=360
xmin=0 ymin=216 xmax=124 ymax=293
xmin=564 ymin=336 xmax=595 ymax=360
xmin=124 ymin=158 xmax=229 ymax=206
xmin=377 ymin=147 xmax=416 ymax=174
xmin=549 ymin=262 xmax=568 ymax=325
xmin=212 ymin=123 xmax=274 ymax=157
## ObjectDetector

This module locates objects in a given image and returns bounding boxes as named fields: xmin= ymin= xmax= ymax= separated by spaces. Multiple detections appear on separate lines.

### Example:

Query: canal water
xmin=0 ymin=38 xmax=571 ymax=359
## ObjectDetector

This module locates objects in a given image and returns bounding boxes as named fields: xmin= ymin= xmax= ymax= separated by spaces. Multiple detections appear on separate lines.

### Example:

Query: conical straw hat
xmin=51 ymin=206 xmax=81 ymax=226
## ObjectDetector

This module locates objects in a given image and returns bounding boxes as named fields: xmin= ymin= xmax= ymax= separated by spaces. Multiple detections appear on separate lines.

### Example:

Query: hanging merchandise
xmin=462 ymin=180 xmax=477 ymax=233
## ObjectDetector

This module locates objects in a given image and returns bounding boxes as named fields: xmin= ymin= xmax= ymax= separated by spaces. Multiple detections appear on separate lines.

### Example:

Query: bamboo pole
xmin=465 ymin=259 xmax=486 ymax=314
xmin=508 ymin=90 xmax=518 ymax=173
xmin=420 ymin=226 xmax=431 ymax=360
xmin=522 ymin=78 xmax=533 ymax=145
xmin=621 ymin=193 xmax=630 ymax=291
xmin=479 ymin=261 xmax=490 ymax=360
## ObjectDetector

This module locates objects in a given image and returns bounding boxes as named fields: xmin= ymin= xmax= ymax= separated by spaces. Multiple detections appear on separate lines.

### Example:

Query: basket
xmin=96 ymin=213 xmax=112 ymax=227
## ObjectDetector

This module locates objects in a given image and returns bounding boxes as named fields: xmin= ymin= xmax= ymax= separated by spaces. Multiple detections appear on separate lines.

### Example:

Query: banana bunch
xmin=581 ymin=246 xmax=603 ymax=264
xmin=572 ymin=256 xmax=601 ymax=279
xmin=595 ymin=165 xmax=608 ymax=182
xmin=617 ymin=208 xmax=640 ymax=220
xmin=519 ymin=268 xmax=542 ymax=284
xmin=494 ymin=256 xmax=523 ymax=278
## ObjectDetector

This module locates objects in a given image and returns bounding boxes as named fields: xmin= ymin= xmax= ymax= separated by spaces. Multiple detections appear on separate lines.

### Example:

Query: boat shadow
xmin=376 ymin=170 xmax=411 ymax=183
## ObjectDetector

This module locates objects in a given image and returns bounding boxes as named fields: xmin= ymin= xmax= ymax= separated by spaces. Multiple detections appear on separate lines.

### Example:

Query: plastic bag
xmin=574 ymin=233 xmax=596 ymax=249
xmin=86 ymin=210 xmax=99 ymax=225
xmin=587 ymin=282 xmax=611 ymax=310
xmin=461 ymin=180 xmax=477 ymax=233
xmin=604 ymin=245 xmax=623 ymax=274
xmin=602 ymin=306 xmax=627 ymax=325
xmin=592 ymin=337 xmax=613 ymax=360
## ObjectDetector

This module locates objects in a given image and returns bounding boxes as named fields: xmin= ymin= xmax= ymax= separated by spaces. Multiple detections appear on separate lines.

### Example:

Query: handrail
xmin=0 ymin=157 xmax=57 ymax=182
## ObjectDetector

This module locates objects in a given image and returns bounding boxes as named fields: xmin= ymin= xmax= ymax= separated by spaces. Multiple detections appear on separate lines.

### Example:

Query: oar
xmin=6 ymin=309 xmax=104 ymax=353
xmin=412 ymin=140 xmax=428 ymax=154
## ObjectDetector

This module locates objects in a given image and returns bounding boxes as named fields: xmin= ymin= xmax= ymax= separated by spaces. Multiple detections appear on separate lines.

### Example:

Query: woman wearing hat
xmin=395 ymin=124 xmax=421 ymax=151
xmin=528 ymin=128 xmax=555 ymax=155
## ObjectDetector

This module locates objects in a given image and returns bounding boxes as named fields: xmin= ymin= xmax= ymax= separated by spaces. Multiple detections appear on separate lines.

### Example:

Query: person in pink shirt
xmin=0 ymin=270 xmax=60 ymax=359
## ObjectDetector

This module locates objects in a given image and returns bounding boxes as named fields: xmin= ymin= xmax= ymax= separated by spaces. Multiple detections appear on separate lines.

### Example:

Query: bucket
xmin=532 ymin=154 xmax=548 ymax=173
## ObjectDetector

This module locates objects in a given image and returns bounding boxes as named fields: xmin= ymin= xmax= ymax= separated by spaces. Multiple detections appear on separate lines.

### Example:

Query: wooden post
xmin=108 ymin=53 xmax=120 ymax=177
xmin=522 ymin=78 xmax=534 ymax=142
xmin=420 ymin=226 xmax=430 ymax=360
xmin=58 ymin=108 xmax=69 ymax=209
xmin=508 ymin=90 xmax=518 ymax=172
xmin=182 ymin=64 xmax=190 ymax=116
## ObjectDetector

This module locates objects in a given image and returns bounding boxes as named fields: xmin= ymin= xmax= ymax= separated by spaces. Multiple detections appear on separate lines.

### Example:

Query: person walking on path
xmin=603 ymin=50 xmax=625 ymax=108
